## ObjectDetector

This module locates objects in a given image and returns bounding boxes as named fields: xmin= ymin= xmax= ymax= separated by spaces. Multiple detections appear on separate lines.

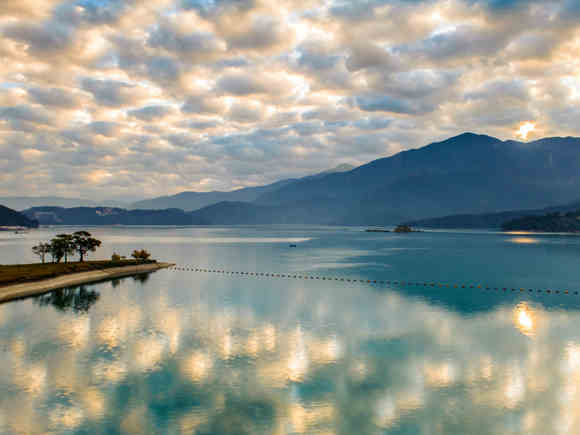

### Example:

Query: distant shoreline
xmin=0 ymin=262 xmax=174 ymax=304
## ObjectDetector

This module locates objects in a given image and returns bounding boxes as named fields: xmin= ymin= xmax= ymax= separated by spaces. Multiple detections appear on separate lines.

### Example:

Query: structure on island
xmin=394 ymin=225 xmax=413 ymax=233
xmin=365 ymin=225 xmax=421 ymax=233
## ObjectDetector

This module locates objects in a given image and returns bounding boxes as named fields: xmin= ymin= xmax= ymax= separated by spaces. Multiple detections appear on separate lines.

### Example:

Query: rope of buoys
xmin=167 ymin=266 xmax=579 ymax=296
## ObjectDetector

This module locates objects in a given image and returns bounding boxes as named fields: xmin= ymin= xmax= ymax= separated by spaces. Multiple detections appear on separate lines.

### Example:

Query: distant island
xmin=502 ymin=211 xmax=580 ymax=233
xmin=365 ymin=225 xmax=421 ymax=233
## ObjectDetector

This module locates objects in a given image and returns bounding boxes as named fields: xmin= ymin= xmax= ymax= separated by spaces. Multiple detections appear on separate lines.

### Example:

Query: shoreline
xmin=0 ymin=262 xmax=174 ymax=304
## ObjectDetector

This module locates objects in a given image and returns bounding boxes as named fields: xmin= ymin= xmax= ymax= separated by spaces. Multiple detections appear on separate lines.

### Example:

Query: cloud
xmin=181 ymin=95 xmax=227 ymax=114
xmin=397 ymin=25 xmax=506 ymax=61
xmin=2 ymin=22 xmax=73 ymax=55
xmin=216 ymin=73 xmax=268 ymax=95
xmin=54 ymin=0 xmax=129 ymax=26
xmin=226 ymin=101 xmax=264 ymax=123
xmin=345 ymin=42 xmax=399 ymax=72
xmin=146 ymin=56 xmax=182 ymax=85
xmin=465 ymin=79 xmax=529 ymax=101
xmin=0 ymin=105 xmax=53 ymax=126
xmin=89 ymin=121 xmax=121 ymax=136
xmin=27 ymin=87 xmax=80 ymax=108
xmin=297 ymin=42 xmax=342 ymax=71
xmin=354 ymin=95 xmax=435 ymax=114
xmin=128 ymin=105 xmax=174 ymax=121
xmin=147 ymin=23 xmax=225 ymax=57
xmin=0 ymin=0 xmax=579 ymax=199
xmin=81 ymin=78 xmax=136 ymax=107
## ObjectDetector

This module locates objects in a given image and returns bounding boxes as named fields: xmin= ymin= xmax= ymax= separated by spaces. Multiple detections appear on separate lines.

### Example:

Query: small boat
xmin=289 ymin=244 xmax=297 ymax=247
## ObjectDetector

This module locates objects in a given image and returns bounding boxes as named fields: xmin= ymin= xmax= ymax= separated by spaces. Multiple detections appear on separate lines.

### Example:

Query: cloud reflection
xmin=2 ymin=274 xmax=580 ymax=433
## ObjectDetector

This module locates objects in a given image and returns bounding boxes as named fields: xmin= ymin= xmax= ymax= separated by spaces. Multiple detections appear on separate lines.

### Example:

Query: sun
xmin=516 ymin=122 xmax=536 ymax=140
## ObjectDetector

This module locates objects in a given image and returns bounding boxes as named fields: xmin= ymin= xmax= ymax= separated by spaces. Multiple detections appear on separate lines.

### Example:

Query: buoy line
xmin=168 ymin=266 xmax=579 ymax=296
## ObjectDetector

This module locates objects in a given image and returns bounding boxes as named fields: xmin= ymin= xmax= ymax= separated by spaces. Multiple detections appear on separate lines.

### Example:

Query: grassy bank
xmin=0 ymin=260 xmax=157 ymax=287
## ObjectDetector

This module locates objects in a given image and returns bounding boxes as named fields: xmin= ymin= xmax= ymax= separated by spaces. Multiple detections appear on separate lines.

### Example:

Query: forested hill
xmin=0 ymin=205 xmax=38 ymax=228
xmin=406 ymin=200 xmax=580 ymax=229
xmin=502 ymin=211 xmax=580 ymax=232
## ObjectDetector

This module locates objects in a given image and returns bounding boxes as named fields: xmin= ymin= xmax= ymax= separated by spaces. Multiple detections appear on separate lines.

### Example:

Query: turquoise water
xmin=1 ymin=226 xmax=580 ymax=434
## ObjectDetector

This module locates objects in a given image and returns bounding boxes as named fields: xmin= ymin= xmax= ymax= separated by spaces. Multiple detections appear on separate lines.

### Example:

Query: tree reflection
xmin=132 ymin=273 xmax=151 ymax=284
xmin=35 ymin=285 xmax=100 ymax=313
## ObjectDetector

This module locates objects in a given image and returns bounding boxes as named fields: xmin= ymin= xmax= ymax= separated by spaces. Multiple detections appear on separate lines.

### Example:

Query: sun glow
xmin=516 ymin=122 xmax=536 ymax=140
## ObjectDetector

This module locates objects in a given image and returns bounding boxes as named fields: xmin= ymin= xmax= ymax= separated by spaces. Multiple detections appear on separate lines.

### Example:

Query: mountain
xmin=0 ymin=205 xmax=38 ymax=228
xmin=406 ymin=200 xmax=580 ymax=229
xmin=18 ymin=134 xmax=580 ymax=226
xmin=23 ymin=207 xmax=200 ymax=226
xmin=253 ymin=133 xmax=580 ymax=224
xmin=0 ymin=196 xmax=130 ymax=211
xmin=131 ymin=164 xmax=355 ymax=211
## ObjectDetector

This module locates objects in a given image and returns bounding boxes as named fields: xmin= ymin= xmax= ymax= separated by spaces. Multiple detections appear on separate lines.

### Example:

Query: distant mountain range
xmin=130 ymin=164 xmax=355 ymax=211
xmin=12 ymin=133 xmax=580 ymax=226
xmin=0 ymin=205 xmax=38 ymax=228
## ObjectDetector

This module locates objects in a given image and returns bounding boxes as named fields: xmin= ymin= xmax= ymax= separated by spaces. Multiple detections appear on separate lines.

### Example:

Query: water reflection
xmin=2 ymin=272 xmax=580 ymax=434
xmin=34 ymin=285 xmax=100 ymax=313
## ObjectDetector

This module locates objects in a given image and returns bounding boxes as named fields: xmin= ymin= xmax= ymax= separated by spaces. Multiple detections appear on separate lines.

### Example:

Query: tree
xmin=72 ymin=231 xmax=102 ymax=262
xmin=131 ymin=249 xmax=151 ymax=261
xmin=50 ymin=234 xmax=75 ymax=263
xmin=32 ymin=243 xmax=51 ymax=264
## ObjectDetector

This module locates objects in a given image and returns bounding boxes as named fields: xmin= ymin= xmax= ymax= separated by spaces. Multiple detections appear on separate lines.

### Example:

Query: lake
xmin=1 ymin=226 xmax=580 ymax=434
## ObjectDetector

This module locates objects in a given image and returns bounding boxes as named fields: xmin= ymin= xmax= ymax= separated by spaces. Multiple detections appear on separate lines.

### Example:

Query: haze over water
xmin=1 ymin=226 xmax=580 ymax=434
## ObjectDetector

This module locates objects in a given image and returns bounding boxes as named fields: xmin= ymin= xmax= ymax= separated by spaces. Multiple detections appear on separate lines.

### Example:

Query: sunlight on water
xmin=513 ymin=303 xmax=536 ymax=337
xmin=508 ymin=237 xmax=540 ymax=244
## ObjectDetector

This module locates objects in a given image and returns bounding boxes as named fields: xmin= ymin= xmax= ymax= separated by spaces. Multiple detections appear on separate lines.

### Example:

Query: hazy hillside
xmin=0 ymin=196 xmax=130 ymax=211
xmin=23 ymin=207 xmax=200 ymax=226
xmin=0 ymin=205 xmax=38 ymax=228
xmin=131 ymin=164 xmax=355 ymax=211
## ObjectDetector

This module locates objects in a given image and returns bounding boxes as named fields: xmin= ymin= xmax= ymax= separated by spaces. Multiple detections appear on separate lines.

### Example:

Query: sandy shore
xmin=0 ymin=262 xmax=174 ymax=304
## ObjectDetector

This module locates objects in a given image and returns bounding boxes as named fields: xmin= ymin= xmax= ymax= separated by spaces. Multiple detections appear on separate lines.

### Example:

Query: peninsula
xmin=0 ymin=260 xmax=173 ymax=303
xmin=1 ymin=230 xmax=174 ymax=303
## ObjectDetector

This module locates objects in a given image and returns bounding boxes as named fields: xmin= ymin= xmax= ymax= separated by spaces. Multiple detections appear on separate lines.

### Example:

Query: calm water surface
xmin=1 ymin=226 xmax=580 ymax=434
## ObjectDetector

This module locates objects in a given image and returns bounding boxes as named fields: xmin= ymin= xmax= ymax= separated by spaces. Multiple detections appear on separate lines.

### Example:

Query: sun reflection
xmin=513 ymin=304 xmax=536 ymax=337
xmin=508 ymin=237 xmax=539 ymax=244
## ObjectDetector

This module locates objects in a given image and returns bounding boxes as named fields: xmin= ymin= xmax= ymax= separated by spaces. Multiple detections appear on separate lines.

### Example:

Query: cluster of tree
xmin=111 ymin=249 xmax=152 ymax=262
xmin=32 ymin=231 xmax=102 ymax=263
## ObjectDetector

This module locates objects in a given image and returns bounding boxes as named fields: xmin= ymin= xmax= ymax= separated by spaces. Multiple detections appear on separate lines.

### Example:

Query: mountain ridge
xmin=17 ymin=133 xmax=580 ymax=225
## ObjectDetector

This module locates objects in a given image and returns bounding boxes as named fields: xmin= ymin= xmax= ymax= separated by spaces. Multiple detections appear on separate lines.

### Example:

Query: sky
xmin=1 ymin=0 xmax=579 ymax=200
